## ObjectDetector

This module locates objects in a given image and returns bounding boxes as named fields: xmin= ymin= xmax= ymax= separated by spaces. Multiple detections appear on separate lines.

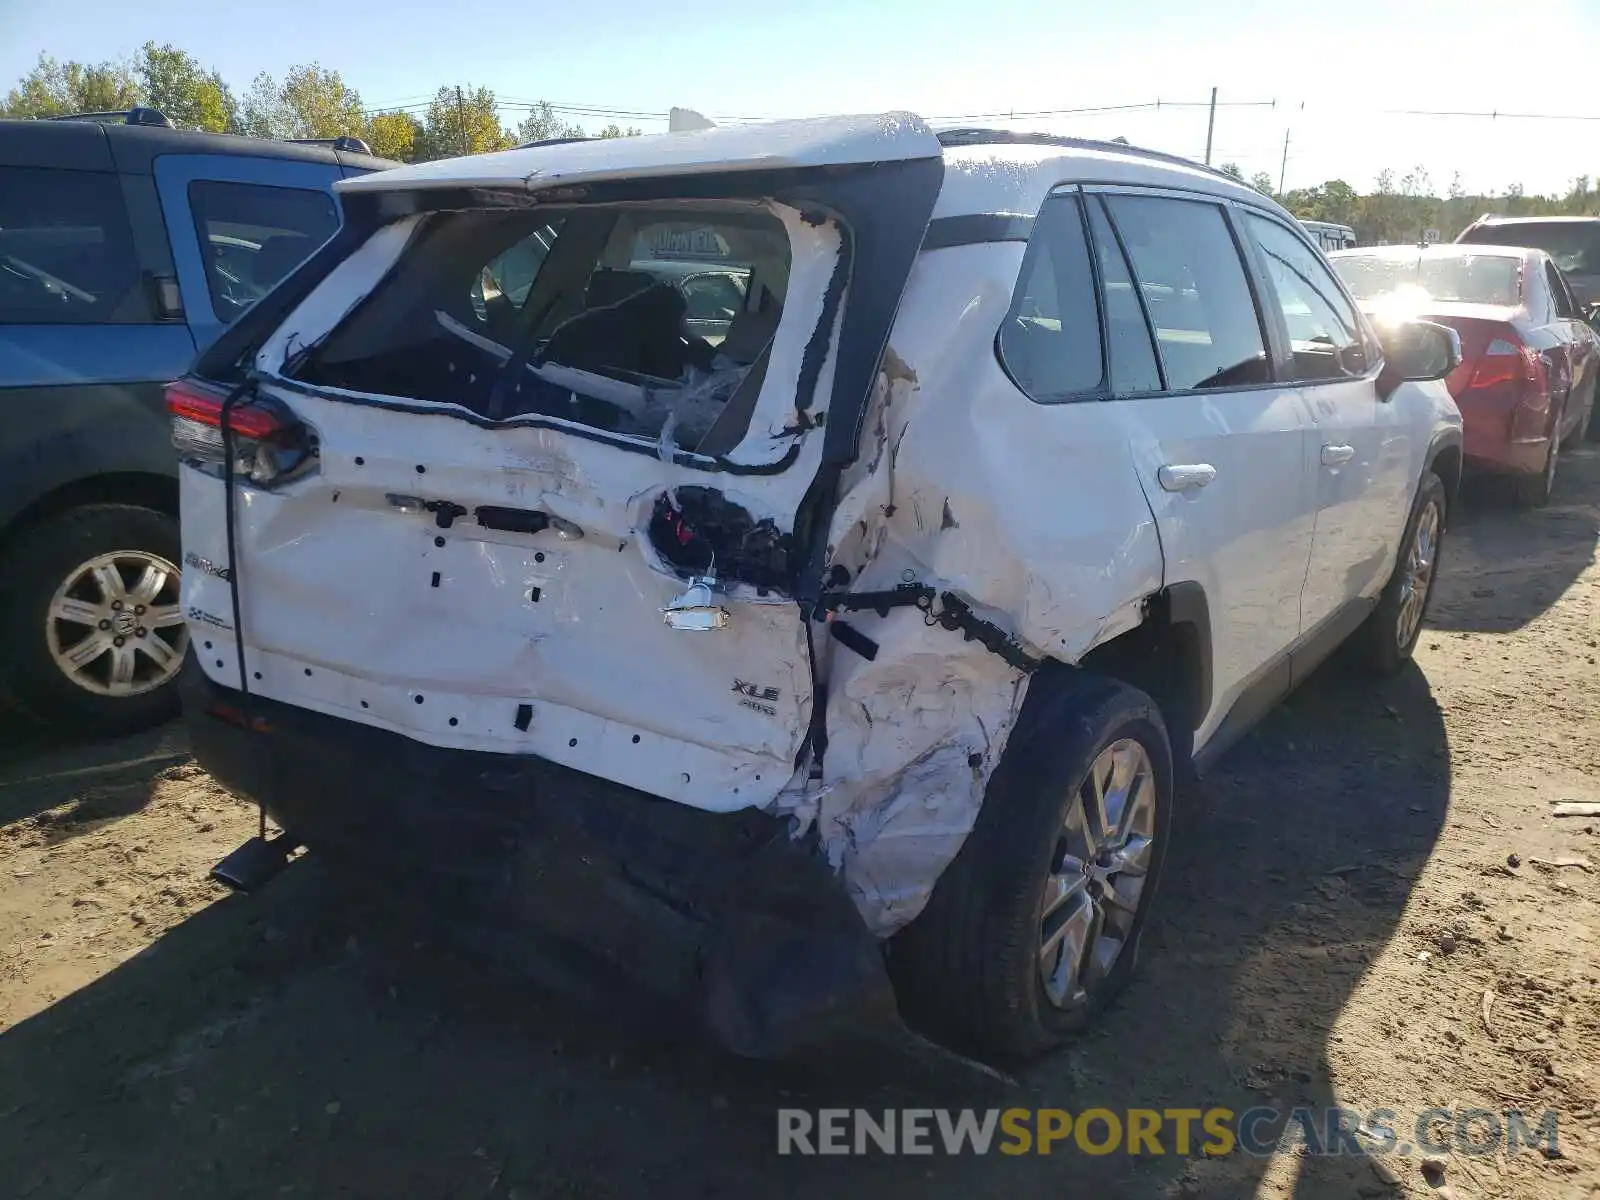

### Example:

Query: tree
xmin=137 ymin=42 xmax=236 ymax=132
xmin=2 ymin=52 xmax=139 ymax=117
xmin=241 ymin=63 xmax=364 ymax=141
xmin=514 ymin=101 xmax=584 ymax=145
xmin=1320 ymin=180 xmax=1358 ymax=223
xmin=1249 ymin=171 xmax=1275 ymax=196
xmin=280 ymin=64 xmax=365 ymax=139
xmin=365 ymin=110 xmax=422 ymax=161
xmin=1217 ymin=161 xmax=1244 ymax=181
xmin=416 ymin=85 xmax=513 ymax=159
xmin=239 ymin=72 xmax=291 ymax=139
xmin=595 ymin=123 xmax=642 ymax=139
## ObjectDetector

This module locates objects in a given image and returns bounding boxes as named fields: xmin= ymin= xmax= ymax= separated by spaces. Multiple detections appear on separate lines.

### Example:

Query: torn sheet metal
xmin=781 ymin=244 xmax=1165 ymax=935
xmin=192 ymin=199 xmax=849 ymax=814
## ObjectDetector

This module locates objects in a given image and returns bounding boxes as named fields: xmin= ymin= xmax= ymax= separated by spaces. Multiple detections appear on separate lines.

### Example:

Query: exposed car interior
xmin=295 ymin=203 xmax=791 ymax=456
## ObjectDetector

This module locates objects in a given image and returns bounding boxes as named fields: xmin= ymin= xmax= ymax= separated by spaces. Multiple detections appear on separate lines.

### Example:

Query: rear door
xmin=0 ymin=158 xmax=192 ymax=526
xmin=181 ymin=125 xmax=945 ymax=813
xmin=1240 ymin=211 xmax=1413 ymax=639
xmin=152 ymin=154 xmax=343 ymax=352
xmin=1082 ymin=187 xmax=1317 ymax=746
xmin=1544 ymin=258 xmax=1596 ymax=436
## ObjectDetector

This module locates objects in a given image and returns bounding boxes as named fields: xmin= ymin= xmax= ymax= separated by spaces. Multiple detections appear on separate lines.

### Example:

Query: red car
xmin=1330 ymin=244 xmax=1599 ymax=506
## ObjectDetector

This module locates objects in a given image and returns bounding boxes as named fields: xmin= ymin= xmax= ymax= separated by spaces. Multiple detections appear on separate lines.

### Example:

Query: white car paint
xmin=179 ymin=117 xmax=1462 ymax=937
xmin=336 ymin=111 xmax=945 ymax=196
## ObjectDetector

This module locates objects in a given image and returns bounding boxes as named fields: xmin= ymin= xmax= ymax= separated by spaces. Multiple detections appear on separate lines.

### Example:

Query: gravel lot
xmin=2 ymin=448 xmax=1598 ymax=1200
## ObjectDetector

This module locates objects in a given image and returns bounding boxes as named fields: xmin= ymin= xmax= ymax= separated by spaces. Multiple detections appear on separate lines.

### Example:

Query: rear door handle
xmin=1321 ymin=443 xmax=1356 ymax=466
xmin=1157 ymin=463 xmax=1217 ymax=492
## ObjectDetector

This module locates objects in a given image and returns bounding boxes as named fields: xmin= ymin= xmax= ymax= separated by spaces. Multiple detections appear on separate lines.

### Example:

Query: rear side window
xmin=997 ymin=192 xmax=1104 ymax=401
xmin=1245 ymin=214 xmax=1367 ymax=381
xmin=1084 ymin=197 xmax=1162 ymax=394
xmin=473 ymin=221 xmax=561 ymax=316
xmin=1102 ymin=194 xmax=1270 ymax=391
xmin=0 ymin=166 xmax=148 ymax=324
xmin=189 ymin=181 xmax=339 ymax=325
xmin=1546 ymin=261 xmax=1579 ymax=318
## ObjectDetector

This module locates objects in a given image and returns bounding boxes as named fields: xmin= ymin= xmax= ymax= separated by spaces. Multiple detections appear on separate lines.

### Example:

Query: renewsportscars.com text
xmin=776 ymin=1106 xmax=1561 ymax=1157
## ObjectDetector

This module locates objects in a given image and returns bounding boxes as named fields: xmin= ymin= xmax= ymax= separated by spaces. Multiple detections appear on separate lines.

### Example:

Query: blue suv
xmin=0 ymin=108 xmax=396 ymax=736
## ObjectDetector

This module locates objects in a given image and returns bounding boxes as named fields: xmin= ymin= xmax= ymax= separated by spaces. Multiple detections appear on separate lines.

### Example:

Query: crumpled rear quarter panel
xmin=795 ymin=242 xmax=1164 ymax=934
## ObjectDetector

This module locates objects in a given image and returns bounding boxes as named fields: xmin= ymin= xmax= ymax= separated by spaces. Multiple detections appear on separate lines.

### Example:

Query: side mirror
xmin=1583 ymin=301 xmax=1600 ymax=328
xmin=1377 ymin=320 xmax=1462 ymax=398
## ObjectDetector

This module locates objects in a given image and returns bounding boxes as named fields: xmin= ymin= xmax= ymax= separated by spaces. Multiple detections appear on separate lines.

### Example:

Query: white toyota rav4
xmin=171 ymin=114 xmax=1464 ymax=1060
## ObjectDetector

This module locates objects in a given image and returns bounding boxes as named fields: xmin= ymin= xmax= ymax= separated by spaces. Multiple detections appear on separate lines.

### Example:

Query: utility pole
xmin=455 ymin=85 xmax=469 ymax=155
xmin=1203 ymin=86 xmax=1217 ymax=166
xmin=1278 ymin=128 xmax=1291 ymax=195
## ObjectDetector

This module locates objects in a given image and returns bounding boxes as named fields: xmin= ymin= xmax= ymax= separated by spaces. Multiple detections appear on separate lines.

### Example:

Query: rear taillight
xmin=1467 ymin=335 xmax=1541 ymax=392
xmin=166 ymin=379 xmax=316 ymax=486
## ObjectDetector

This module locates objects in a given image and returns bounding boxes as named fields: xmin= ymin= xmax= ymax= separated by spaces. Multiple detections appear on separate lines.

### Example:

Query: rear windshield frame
xmin=288 ymin=198 xmax=799 ymax=461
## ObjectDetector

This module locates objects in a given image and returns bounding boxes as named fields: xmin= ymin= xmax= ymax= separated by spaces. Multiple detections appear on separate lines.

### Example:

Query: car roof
xmin=340 ymin=112 xmax=945 ymax=195
xmin=337 ymin=110 xmax=1280 ymax=221
xmin=1469 ymin=214 xmax=1600 ymax=226
xmin=1329 ymin=244 xmax=1536 ymax=262
xmin=0 ymin=116 xmax=400 ymax=175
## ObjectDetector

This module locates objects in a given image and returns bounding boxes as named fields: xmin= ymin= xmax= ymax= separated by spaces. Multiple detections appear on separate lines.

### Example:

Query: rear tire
xmin=0 ymin=505 xmax=186 ymax=738
xmin=1354 ymin=470 xmax=1446 ymax=676
xmin=1513 ymin=436 xmax=1558 ymax=508
xmin=889 ymin=670 xmax=1173 ymax=1059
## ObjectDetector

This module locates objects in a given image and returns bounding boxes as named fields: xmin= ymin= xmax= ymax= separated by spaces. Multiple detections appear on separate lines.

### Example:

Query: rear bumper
xmin=180 ymin=658 xmax=897 ymax=1057
xmin=1457 ymin=384 xmax=1558 ymax=476
xmin=1459 ymin=406 xmax=1547 ymax=475
xmin=1464 ymin=436 xmax=1548 ymax=476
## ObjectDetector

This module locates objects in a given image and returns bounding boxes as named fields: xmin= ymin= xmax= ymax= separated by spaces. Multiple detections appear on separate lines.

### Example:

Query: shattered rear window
xmin=292 ymin=203 xmax=792 ymax=456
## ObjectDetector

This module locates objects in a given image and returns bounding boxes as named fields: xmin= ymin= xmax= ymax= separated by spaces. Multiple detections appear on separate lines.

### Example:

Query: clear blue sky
xmin=3 ymin=0 xmax=1598 ymax=196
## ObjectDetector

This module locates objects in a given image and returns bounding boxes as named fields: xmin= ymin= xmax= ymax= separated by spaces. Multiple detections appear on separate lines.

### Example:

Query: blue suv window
xmin=189 ymin=180 xmax=339 ymax=324
xmin=0 ymin=167 xmax=149 ymax=325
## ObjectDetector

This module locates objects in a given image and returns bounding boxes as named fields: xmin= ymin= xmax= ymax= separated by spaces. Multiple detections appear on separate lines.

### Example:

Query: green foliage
xmin=1249 ymin=172 xmax=1275 ymax=196
xmin=136 ymin=43 xmax=237 ymax=132
xmin=1218 ymin=162 xmax=1245 ymax=181
xmin=365 ymin=110 xmax=423 ymax=161
xmin=240 ymin=63 xmax=365 ymax=141
xmin=3 ymin=52 xmax=140 ymax=117
xmin=515 ymin=101 xmax=585 ymax=145
xmin=417 ymin=85 xmax=514 ymax=160
xmin=595 ymin=123 xmax=643 ymax=139
xmin=1280 ymin=165 xmax=1600 ymax=244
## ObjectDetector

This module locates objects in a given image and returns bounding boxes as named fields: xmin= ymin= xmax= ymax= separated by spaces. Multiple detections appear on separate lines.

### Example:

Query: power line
xmin=1379 ymin=106 xmax=1600 ymax=122
xmin=362 ymin=94 xmax=1281 ymax=125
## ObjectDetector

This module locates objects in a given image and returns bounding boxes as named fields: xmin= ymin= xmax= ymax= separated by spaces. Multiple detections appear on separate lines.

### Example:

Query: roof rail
xmin=935 ymin=127 xmax=1239 ymax=183
xmin=47 ymin=107 xmax=174 ymax=128
xmin=285 ymin=135 xmax=374 ymax=155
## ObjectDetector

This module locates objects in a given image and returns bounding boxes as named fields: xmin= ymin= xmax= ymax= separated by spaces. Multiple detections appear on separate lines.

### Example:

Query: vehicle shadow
xmin=1427 ymin=444 xmax=1600 ymax=634
xmin=0 ymin=657 xmax=1449 ymax=1199
xmin=0 ymin=719 xmax=187 ymax=830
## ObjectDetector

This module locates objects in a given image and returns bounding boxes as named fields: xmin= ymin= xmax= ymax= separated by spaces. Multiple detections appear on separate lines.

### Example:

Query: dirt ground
xmin=2 ymin=449 xmax=1598 ymax=1200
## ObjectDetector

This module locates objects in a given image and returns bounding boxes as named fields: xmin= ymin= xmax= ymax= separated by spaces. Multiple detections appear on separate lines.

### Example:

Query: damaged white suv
xmin=172 ymin=114 xmax=1464 ymax=1060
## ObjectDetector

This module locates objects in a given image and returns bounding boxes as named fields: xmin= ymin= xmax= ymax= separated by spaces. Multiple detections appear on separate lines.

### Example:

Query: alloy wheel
xmin=1039 ymin=738 xmax=1158 ymax=1008
xmin=45 ymin=551 xmax=188 ymax=697
xmin=1395 ymin=500 xmax=1440 ymax=649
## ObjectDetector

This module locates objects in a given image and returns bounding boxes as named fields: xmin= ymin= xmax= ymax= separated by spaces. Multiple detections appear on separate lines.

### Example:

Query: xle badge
xmin=733 ymin=679 xmax=780 ymax=717
xmin=184 ymin=551 xmax=231 ymax=581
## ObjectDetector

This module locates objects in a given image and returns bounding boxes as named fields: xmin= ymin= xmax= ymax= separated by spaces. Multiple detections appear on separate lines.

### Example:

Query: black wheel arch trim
xmin=1162 ymin=581 xmax=1213 ymax=732
xmin=1425 ymin=426 xmax=1464 ymax=507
